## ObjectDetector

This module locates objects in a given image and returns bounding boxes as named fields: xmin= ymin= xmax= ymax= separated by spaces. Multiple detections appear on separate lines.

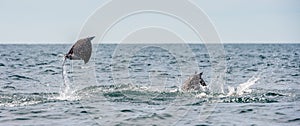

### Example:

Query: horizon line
xmin=0 ymin=41 xmax=300 ymax=44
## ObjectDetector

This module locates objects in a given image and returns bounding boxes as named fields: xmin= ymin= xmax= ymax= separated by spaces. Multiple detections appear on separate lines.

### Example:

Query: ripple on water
xmin=287 ymin=118 xmax=300 ymax=123
xmin=0 ymin=92 xmax=60 ymax=107
xmin=2 ymin=85 xmax=16 ymax=90
xmin=239 ymin=108 xmax=253 ymax=114
xmin=8 ymin=75 xmax=35 ymax=81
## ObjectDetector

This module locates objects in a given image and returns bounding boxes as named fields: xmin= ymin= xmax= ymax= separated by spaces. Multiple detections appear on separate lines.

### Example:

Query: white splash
xmin=227 ymin=76 xmax=260 ymax=96
xmin=236 ymin=76 xmax=260 ymax=95
xmin=57 ymin=59 xmax=78 ymax=100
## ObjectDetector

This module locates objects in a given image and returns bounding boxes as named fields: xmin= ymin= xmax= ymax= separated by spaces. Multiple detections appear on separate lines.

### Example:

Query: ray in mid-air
xmin=61 ymin=36 xmax=95 ymax=87
xmin=64 ymin=36 xmax=95 ymax=64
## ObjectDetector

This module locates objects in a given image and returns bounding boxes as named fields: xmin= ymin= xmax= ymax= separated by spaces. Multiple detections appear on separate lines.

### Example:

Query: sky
xmin=0 ymin=0 xmax=299 ymax=44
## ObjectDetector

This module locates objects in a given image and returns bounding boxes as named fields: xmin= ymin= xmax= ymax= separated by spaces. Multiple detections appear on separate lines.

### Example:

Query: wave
xmin=0 ymin=84 xmax=291 ymax=108
xmin=0 ymin=92 xmax=60 ymax=107
xmin=1 ymin=73 xmax=292 ymax=108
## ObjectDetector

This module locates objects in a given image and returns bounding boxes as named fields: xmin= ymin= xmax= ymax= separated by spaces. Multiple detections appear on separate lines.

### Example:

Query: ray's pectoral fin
xmin=65 ymin=36 xmax=95 ymax=64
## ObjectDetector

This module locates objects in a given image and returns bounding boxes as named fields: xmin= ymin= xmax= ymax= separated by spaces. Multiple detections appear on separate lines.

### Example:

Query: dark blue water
xmin=0 ymin=44 xmax=299 ymax=125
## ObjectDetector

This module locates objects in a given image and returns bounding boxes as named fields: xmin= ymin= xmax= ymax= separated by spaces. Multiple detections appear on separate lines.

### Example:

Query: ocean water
xmin=0 ymin=44 xmax=299 ymax=125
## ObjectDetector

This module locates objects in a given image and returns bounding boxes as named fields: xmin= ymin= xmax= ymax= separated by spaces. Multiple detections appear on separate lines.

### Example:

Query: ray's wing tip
xmin=88 ymin=36 xmax=95 ymax=41
xmin=84 ymin=60 xmax=88 ymax=64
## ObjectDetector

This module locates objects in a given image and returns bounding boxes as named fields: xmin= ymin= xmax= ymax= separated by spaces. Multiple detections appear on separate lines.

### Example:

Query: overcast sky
xmin=0 ymin=0 xmax=299 ymax=44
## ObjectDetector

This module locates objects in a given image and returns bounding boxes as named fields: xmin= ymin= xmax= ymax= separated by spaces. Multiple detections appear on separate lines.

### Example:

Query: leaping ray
xmin=65 ymin=36 xmax=94 ymax=64
xmin=61 ymin=36 xmax=95 ymax=88
xmin=182 ymin=72 xmax=207 ymax=91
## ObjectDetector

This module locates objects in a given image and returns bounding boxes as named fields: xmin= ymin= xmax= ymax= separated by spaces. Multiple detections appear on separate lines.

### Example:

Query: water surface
xmin=0 ymin=44 xmax=299 ymax=125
